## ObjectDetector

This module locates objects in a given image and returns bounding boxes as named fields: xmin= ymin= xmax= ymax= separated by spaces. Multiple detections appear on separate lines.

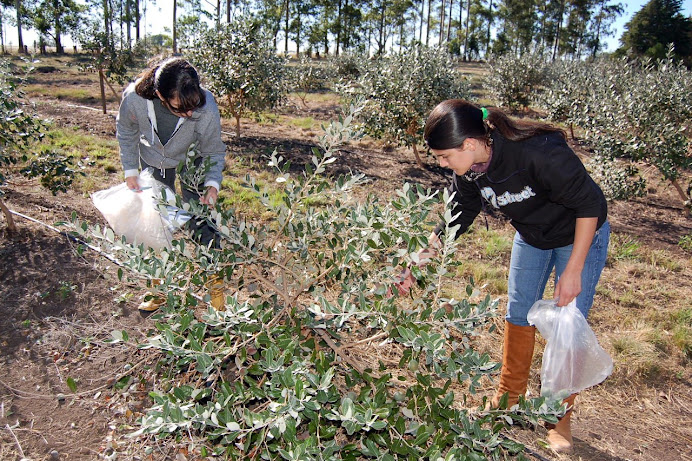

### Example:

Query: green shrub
xmin=65 ymin=103 xmax=562 ymax=459
xmin=483 ymin=52 xmax=548 ymax=110
xmin=341 ymin=45 xmax=469 ymax=166
xmin=188 ymin=17 xmax=287 ymax=137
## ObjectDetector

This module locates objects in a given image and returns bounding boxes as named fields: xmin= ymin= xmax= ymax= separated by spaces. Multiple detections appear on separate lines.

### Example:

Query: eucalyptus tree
xmin=588 ymin=0 xmax=623 ymax=58
xmin=4 ymin=0 xmax=28 ymax=53
xmin=30 ymin=0 xmax=85 ymax=53
xmin=305 ymin=0 xmax=335 ymax=57
xmin=256 ymin=0 xmax=283 ymax=49
xmin=286 ymin=0 xmax=317 ymax=56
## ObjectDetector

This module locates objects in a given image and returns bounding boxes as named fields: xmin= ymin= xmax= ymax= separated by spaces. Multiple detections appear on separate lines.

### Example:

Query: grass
xmin=23 ymin=84 xmax=109 ymax=104
xmin=679 ymin=232 xmax=692 ymax=252
xmin=288 ymin=91 xmax=341 ymax=105
xmin=608 ymin=232 xmax=642 ymax=262
xmin=455 ymin=260 xmax=508 ymax=295
xmin=33 ymin=126 xmax=120 ymax=193
xmin=288 ymin=116 xmax=317 ymax=130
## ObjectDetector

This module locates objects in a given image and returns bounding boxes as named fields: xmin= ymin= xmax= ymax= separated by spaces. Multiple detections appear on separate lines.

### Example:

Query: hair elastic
xmin=153 ymin=64 xmax=164 ymax=91
xmin=480 ymin=107 xmax=489 ymax=120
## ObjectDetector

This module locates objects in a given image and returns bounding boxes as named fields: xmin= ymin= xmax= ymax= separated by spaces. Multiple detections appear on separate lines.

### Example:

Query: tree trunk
xmin=172 ymin=0 xmax=177 ymax=53
xmin=15 ymin=0 xmax=24 ymax=53
xmin=378 ymin=1 xmax=385 ymax=54
xmin=458 ymin=0 xmax=463 ymax=54
xmin=53 ymin=0 xmax=64 ymax=53
xmin=226 ymin=0 xmax=231 ymax=22
xmin=425 ymin=0 xmax=431 ymax=45
xmin=591 ymin=1 xmax=604 ymax=59
xmin=0 ymin=8 xmax=5 ymax=54
xmin=0 ymin=198 xmax=17 ymax=234
xmin=552 ymin=0 xmax=566 ymax=61
xmin=103 ymin=0 xmax=110 ymax=51
xmin=336 ymin=0 xmax=342 ymax=56
xmin=419 ymin=0 xmax=424 ymax=43
xmin=126 ymin=0 xmax=131 ymax=48
xmin=412 ymin=143 xmax=424 ymax=168
xmin=99 ymin=69 xmax=107 ymax=114
xmin=343 ymin=0 xmax=349 ymax=51
xmin=485 ymin=0 xmax=492 ymax=57
xmin=439 ymin=0 xmax=445 ymax=44
xmin=463 ymin=0 xmax=470 ymax=59
xmin=135 ymin=0 xmax=140 ymax=41
xmin=284 ymin=0 xmax=289 ymax=56
xmin=296 ymin=12 xmax=301 ymax=56
xmin=670 ymin=179 xmax=690 ymax=213
xmin=446 ymin=0 xmax=452 ymax=43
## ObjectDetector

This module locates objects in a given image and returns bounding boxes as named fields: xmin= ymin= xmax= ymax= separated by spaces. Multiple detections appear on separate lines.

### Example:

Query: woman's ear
xmin=461 ymin=137 xmax=478 ymax=151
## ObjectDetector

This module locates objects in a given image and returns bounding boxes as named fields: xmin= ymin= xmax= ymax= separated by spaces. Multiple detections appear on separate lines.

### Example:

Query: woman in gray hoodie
xmin=116 ymin=57 xmax=226 ymax=243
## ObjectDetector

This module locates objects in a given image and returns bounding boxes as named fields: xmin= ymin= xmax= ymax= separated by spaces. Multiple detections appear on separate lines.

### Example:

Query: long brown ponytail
xmin=424 ymin=99 xmax=565 ymax=150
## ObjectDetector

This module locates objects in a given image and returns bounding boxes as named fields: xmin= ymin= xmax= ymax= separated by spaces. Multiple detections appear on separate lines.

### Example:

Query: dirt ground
xmin=1 ymin=59 xmax=691 ymax=461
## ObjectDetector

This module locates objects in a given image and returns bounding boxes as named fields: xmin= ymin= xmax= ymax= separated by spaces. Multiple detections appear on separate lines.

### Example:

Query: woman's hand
xmin=391 ymin=232 xmax=442 ymax=296
xmin=126 ymin=176 xmax=141 ymax=192
xmin=554 ymin=266 xmax=582 ymax=307
xmin=200 ymin=186 xmax=218 ymax=205
xmin=554 ymin=217 xmax=598 ymax=307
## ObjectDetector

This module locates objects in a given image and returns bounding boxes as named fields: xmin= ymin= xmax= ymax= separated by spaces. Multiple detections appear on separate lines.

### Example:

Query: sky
xmin=2 ymin=0 xmax=691 ymax=54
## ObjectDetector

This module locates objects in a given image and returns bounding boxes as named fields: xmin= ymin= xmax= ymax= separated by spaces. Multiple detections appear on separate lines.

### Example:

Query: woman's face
xmin=156 ymin=91 xmax=196 ymax=118
xmin=431 ymin=138 xmax=487 ymax=176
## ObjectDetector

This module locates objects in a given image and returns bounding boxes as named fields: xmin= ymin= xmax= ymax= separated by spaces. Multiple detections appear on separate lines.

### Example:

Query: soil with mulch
xmin=1 ymin=62 xmax=691 ymax=461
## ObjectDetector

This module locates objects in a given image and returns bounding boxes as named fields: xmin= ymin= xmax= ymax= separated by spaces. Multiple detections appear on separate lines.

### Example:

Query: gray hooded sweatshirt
xmin=116 ymin=82 xmax=226 ymax=191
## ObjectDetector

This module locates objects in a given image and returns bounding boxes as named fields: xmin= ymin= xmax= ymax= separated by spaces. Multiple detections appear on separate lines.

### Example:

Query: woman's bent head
xmin=424 ymin=100 xmax=487 ymax=150
xmin=135 ymin=57 xmax=206 ymax=114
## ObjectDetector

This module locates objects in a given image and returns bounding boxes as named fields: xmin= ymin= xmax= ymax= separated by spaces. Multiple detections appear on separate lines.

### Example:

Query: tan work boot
xmin=490 ymin=321 xmax=536 ymax=408
xmin=546 ymin=394 xmax=577 ymax=453
xmin=138 ymin=279 xmax=166 ymax=312
xmin=206 ymin=275 xmax=225 ymax=311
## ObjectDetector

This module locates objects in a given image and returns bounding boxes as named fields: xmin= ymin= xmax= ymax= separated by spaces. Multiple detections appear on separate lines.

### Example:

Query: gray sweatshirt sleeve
xmin=116 ymin=87 xmax=142 ymax=174
xmin=196 ymin=91 xmax=227 ymax=190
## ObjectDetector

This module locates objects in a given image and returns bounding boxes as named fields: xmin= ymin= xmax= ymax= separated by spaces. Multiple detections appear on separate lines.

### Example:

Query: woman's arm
xmin=554 ymin=216 xmax=598 ymax=306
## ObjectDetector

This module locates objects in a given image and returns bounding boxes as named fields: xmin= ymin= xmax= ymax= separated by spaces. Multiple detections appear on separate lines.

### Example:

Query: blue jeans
xmin=506 ymin=221 xmax=610 ymax=327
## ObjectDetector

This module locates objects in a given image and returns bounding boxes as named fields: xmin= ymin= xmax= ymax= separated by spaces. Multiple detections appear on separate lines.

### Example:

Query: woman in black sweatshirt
xmin=421 ymin=99 xmax=609 ymax=453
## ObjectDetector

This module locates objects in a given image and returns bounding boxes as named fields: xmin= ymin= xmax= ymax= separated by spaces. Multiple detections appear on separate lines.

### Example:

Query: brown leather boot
xmin=206 ymin=275 xmax=225 ymax=311
xmin=490 ymin=321 xmax=536 ymax=408
xmin=138 ymin=278 xmax=166 ymax=312
xmin=546 ymin=394 xmax=577 ymax=453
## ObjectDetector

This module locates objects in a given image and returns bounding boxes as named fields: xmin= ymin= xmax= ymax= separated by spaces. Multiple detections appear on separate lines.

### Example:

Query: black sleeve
xmin=434 ymin=174 xmax=482 ymax=240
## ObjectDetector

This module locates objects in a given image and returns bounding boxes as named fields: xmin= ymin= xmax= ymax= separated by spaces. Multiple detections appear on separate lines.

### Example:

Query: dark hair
xmin=134 ymin=57 xmax=206 ymax=113
xmin=424 ymin=99 xmax=565 ymax=150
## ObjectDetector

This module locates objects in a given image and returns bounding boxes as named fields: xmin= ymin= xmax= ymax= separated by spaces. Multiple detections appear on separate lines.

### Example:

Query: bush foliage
xmin=340 ymin=45 xmax=469 ymax=167
xmin=0 ymin=60 xmax=81 ymax=232
xmin=538 ymin=48 xmax=692 ymax=207
xmin=188 ymin=18 xmax=287 ymax=137
xmin=65 ymin=104 xmax=563 ymax=459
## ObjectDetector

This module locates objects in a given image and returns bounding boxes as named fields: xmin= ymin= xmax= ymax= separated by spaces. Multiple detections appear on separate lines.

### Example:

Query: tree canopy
xmin=620 ymin=0 xmax=692 ymax=64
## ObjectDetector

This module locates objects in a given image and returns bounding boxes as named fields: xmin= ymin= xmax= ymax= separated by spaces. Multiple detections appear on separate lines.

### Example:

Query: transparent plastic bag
xmin=92 ymin=169 xmax=191 ymax=250
xmin=527 ymin=299 xmax=613 ymax=400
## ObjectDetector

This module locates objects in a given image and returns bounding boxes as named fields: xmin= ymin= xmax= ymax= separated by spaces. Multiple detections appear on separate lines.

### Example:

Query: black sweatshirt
xmin=435 ymin=131 xmax=607 ymax=250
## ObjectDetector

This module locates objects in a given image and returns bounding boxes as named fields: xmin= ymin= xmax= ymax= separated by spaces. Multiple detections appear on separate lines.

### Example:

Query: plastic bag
xmin=92 ymin=169 xmax=191 ymax=250
xmin=527 ymin=299 xmax=613 ymax=400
